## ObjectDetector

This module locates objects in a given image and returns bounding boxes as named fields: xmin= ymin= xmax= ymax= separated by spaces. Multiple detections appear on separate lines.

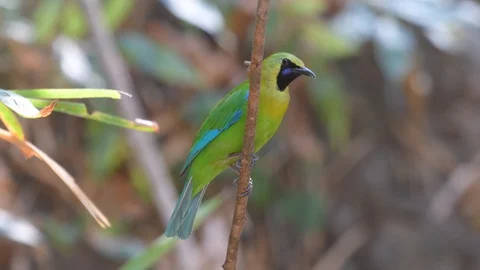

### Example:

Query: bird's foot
xmin=232 ymin=177 xmax=253 ymax=197
xmin=231 ymin=154 xmax=259 ymax=174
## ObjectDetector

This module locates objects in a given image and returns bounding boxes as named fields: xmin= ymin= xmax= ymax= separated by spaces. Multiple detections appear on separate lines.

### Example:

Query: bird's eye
xmin=282 ymin=58 xmax=289 ymax=66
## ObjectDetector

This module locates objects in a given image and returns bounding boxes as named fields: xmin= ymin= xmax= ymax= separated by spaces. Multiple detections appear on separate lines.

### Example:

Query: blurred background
xmin=1 ymin=0 xmax=480 ymax=269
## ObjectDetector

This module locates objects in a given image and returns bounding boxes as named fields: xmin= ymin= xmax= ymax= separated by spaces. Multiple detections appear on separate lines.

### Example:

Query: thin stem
xmin=222 ymin=0 xmax=270 ymax=269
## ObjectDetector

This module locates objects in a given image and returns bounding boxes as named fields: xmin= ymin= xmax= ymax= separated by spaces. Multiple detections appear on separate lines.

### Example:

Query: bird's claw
xmin=230 ymin=154 xmax=256 ymax=196
xmin=233 ymin=177 xmax=253 ymax=197
xmin=234 ymin=155 xmax=259 ymax=172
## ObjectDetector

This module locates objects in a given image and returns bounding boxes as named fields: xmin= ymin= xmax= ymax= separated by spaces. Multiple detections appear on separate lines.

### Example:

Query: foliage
xmin=1 ymin=0 xmax=479 ymax=269
xmin=0 ymin=87 xmax=158 ymax=228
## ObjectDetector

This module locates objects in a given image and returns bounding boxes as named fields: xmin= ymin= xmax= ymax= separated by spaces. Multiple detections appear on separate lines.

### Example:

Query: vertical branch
xmin=223 ymin=0 xmax=270 ymax=269
xmin=78 ymin=0 xmax=200 ymax=269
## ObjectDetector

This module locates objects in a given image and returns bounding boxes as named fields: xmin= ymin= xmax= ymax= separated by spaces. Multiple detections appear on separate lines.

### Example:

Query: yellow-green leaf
xmin=105 ymin=0 xmax=135 ymax=30
xmin=61 ymin=0 xmax=133 ymax=39
xmin=0 ymin=103 xmax=25 ymax=141
xmin=86 ymin=121 xmax=128 ymax=180
xmin=62 ymin=0 xmax=87 ymax=38
xmin=119 ymin=32 xmax=202 ymax=87
xmin=0 ymin=89 xmax=57 ymax=119
xmin=11 ymin=88 xmax=130 ymax=100
xmin=282 ymin=0 xmax=326 ymax=17
xmin=303 ymin=23 xmax=357 ymax=59
xmin=34 ymin=0 xmax=63 ymax=43
xmin=28 ymin=99 xmax=158 ymax=132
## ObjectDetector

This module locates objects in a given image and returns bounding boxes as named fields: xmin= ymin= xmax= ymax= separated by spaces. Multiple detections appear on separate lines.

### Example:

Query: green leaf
xmin=129 ymin=165 xmax=153 ymax=203
xmin=0 ymin=103 xmax=25 ymax=141
xmin=34 ymin=0 xmax=63 ymax=43
xmin=28 ymin=99 xmax=158 ymax=132
xmin=11 ymin=88 xmax=130 ymax=100
xmin=303 ymin=22 xmax=357 ymax=59
xmin=86 ymin=121 xmax=128 ymax=180
xmin=0 ymin=89 xmax=57 ymax=119
xmin=282 ymin=0 xmax=326 ymax=17
xmin=310 ymin=75 xmax=350 ymax=150
xmin=118 ymin=32 xmax=202 ymax=87
xmin=104 ymin=0 xmax=134 ymax=30
xmin=61 ymin=0 xmax=87 ymax=38
xmin=120 ymin=196 xmax=222 ymax=270
xmin=61 ymin=0 xmax=133 ymax=39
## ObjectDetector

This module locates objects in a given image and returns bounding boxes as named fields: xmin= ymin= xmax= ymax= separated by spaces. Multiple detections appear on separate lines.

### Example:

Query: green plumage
xmin=165 ymin=52 xmax=315 ymax=239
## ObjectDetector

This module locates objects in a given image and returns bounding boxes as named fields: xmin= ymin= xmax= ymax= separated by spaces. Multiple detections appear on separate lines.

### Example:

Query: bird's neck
xmin=258 ymin=80 xmax=290 ymax=118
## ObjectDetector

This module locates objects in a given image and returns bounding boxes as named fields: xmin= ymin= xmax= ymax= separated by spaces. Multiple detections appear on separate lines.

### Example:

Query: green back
xmin=180 ymin=81 xmax=249 ymax=177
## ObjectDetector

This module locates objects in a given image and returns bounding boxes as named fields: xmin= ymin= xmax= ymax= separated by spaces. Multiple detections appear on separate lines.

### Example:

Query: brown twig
xmin=78 ymin=0 xmax=201 ymax=268
xmin=222 ymin=0 xmax=270 ymax=269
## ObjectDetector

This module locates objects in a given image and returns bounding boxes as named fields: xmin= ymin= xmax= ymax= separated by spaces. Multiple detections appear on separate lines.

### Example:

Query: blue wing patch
xmin=180 ymin=90 xmax=249 ymax=177
xmin=229 ymin=109 xmax=243 ymax=123
xmin=187 ymin=129 xmax=220 ymax=164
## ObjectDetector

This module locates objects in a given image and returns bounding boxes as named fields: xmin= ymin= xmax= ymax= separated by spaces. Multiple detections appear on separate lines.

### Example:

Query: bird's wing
xmin=181 ymin=82 xmax=249 ymax=177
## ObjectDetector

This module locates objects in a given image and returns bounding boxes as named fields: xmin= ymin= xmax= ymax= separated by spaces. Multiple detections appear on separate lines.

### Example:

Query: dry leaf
xmin=0 ymin=128 xmax=110 ymax=228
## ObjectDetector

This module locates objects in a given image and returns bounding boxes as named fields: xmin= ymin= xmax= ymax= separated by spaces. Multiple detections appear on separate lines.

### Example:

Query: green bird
xmin=165 ymin=52 xmax=315 ymax=239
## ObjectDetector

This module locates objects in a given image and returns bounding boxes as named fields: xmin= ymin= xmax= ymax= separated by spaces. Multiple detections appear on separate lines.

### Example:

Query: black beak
xmin=293 ymin=67 xmax=316 ymax=78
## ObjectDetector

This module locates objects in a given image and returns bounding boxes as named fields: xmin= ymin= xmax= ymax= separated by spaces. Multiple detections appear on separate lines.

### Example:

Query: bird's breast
xmin=254 ymin=90 xmax=290 ymax=150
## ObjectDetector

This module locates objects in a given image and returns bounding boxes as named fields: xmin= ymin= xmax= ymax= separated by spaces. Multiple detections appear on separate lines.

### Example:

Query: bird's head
xmin=262 ymin=52 xmax=316 ymax=91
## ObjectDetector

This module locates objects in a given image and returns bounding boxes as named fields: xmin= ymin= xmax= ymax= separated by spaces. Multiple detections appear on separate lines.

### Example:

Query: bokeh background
xmin=1 ymin=0 xmax=480 ymax=269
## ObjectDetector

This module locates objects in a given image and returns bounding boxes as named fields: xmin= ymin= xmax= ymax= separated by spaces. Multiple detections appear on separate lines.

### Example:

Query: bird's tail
xmin=165 ymin=177 xmax=208 ymax=239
